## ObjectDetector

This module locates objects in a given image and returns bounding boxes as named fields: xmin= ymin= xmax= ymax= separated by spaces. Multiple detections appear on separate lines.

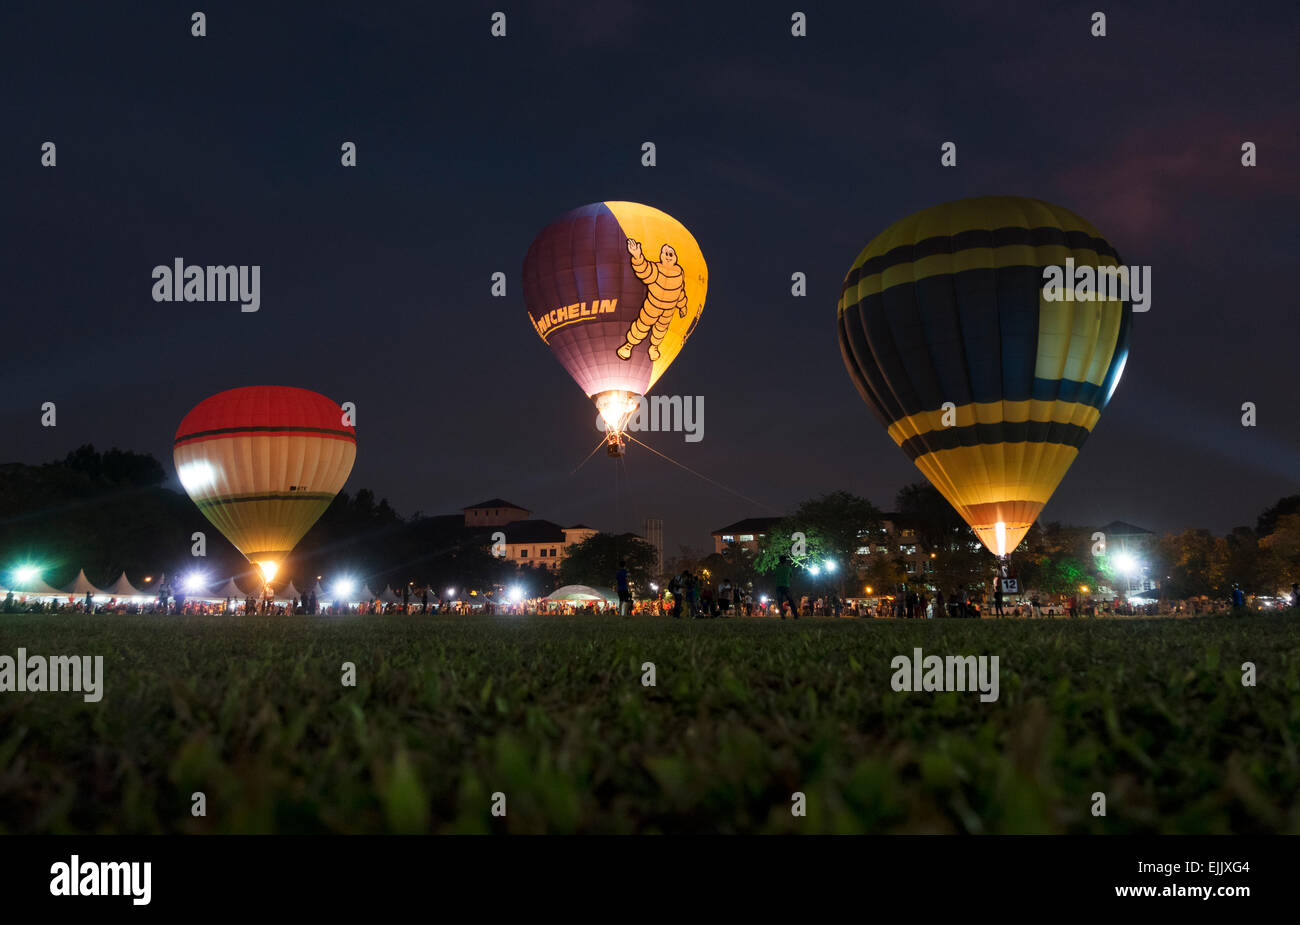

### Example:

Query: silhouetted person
xmin=616 ymin=560 xmax=631 ymax=617
xmin=773 ymin=555 xmax=798 ymax=619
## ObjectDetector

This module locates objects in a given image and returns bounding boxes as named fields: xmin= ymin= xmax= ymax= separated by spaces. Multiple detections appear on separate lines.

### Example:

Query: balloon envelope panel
xmin=173 ymin=386 xmax=356 ymax=563
xmin=522 ymin=201 xmax=706 ymax=398
xmin=837 ymin=196 xmax=1131 ymax=555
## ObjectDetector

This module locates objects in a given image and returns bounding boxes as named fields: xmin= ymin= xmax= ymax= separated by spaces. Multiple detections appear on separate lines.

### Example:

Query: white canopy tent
xmin=377 ymin=585 xmax=401 ymax=605
xmin=9 ymin=576 xmax=68 ymax=600
xmin=212 ymin=577 xmax=251 ymax=600
xmin=544 ymin=584 xmax=620 ymax=605
xmin=275 ymin=580 xmax=304 ymax=603
xmin=63 ymin=569 xmax=104 ymax=596
xmin=104 ymin=572 xmax=147 ymax=599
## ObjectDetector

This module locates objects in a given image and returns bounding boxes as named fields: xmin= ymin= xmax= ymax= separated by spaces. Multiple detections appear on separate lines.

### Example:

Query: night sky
xmin=3 ymin=1 xmax=1297 ymax=556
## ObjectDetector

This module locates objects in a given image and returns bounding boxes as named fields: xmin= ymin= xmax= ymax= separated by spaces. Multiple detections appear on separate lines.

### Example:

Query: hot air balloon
xmin=837 ymin=196 xmax=1132 ymax=557
xmin=173 ymin=386 xmax=356 ymax=588
xmin=523 ymin=201 xmax=707 ymax=456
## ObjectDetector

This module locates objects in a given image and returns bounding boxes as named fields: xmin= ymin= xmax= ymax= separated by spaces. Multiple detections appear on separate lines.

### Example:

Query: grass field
xmin=1 ymin=611 xmax=1297 ymax=834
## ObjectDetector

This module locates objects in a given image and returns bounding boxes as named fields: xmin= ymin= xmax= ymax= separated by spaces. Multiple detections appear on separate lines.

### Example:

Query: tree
xmin=1156 ymin=529 xmax=1221 ymax=599
xmin=861 ymin=551 xmax=907 ymax=596
xmin=1256 ymin=496 xmax=1300 ymax=537
xmin=754 ymin=491 xmax=883 ymax=598
xmin=560 ymin=533 xmax=659 ymax=595
xmin=699 ymin=544 xmax=761 ymax=597
xmin=891 ymin=482 xmax=993 ymax=595
xmin=1260 ymin=513 xmax=1300 ymax=588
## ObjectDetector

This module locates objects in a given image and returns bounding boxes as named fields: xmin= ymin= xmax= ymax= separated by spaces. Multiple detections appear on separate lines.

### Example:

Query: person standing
xmin=773 ymin=555 xmax=798 ymax=619
xmin=993 ymin=578 xmax=1004 ymax=617
xmin=616 ymin=560 xmax=631 ymax=617
xmin=1231 ymin=583 xmax=1245 ymax=609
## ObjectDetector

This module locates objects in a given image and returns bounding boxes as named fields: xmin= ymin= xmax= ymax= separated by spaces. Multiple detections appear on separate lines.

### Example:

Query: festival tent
xmin=275 ymin=580 xmax=304 ymax=603
xmin=8 ymin=576 xmax=67 ymax=600
xmin=311 ymin=580 xmax=327 ymax=597
xmin=545 ymin=585 xmax=620 ymax=605
xmin=360 ymin=585 xmax=377 ymax=604
xmin=64 ymin=569 xmax=105 ymax=596
xmin=378 ymin=586 xmax=401 ymax=605
xmin=104 ymin=572 xmax=146 ymax=598
xmin=212 ymin=577 xmax=250 ymax=600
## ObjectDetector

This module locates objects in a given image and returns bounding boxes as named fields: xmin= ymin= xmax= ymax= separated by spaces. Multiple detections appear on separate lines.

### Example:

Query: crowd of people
xmin=6 ymin=580 xmax=1297 ymax=619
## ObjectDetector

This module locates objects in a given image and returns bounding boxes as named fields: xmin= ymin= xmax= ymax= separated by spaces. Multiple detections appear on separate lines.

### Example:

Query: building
xmin=644 ymin=518 xmax=663 ymax=574
xmin=1098 ymin=520 xmax=1155 ymax=556
xmin=712 ymin=512 xmax=942 ymax=579
xmin=711 ymin=517 xmax=783 ymax=555
xmin=463 ymin=498 xmax=532 ymax=528
xmin=495 ymin=520 xmax=597 ymax=571
xmin=458 ymin=499 xmax=599 ymax=571
xmin=857 ymin=513 xmax=939 ymax=579
xmin=1097 ymin=520 xmax=1157 ymax=594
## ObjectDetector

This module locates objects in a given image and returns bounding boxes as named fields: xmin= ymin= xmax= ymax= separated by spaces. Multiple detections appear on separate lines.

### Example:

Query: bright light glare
xmin=809 ymin=565 xmax=821 ymax=576
xmin=825 ymin=560 xmax=838 ymax=573
xmin=760 ymin=595 xmax=769 ymax=604
xmin=333 ymin=579 xmax=355 ymax=598
xmin=994 ymin=521 xmax=1008 ymax=557
xmin=445 ymin=587 xmax=456 ymax=599
xmin=13 ymin=565 xmax=40 ymax=586
xmin=258 ymin=560 xmax=279 ymax=582
xmin=509 ymin=586 xmax=524 ymax=603
xmin=182 ymin=571 xmax=208 ymax=593
xmin=1113 ymin=551 xmax=1139 ymax=577
xmin=649 ymin=582 xmax=659 ymax=591
xmin=177 ymin=461 xmax=217 ymax=493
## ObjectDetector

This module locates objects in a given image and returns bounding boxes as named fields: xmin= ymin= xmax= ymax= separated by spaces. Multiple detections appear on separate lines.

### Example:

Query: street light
xmin=824 ymin=560 xmax=838 ymax=573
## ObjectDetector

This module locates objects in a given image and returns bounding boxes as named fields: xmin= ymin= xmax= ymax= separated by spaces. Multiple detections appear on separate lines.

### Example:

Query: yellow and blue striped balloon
xmin=837 ymin=196 xmax=1132 ymax=556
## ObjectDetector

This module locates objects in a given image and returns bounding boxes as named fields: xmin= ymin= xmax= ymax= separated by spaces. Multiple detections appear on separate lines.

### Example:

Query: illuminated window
xmin=739 ymin=534 xmax=754 ymax=542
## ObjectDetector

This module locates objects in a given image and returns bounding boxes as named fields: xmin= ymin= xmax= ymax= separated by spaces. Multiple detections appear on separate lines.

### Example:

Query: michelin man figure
xmin=617 ymin=237 xmax=689 ymax=361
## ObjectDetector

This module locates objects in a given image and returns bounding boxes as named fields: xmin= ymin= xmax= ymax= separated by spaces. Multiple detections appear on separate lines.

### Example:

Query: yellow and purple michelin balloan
xmin=522 ymin=202 xmax=707 ymax=429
